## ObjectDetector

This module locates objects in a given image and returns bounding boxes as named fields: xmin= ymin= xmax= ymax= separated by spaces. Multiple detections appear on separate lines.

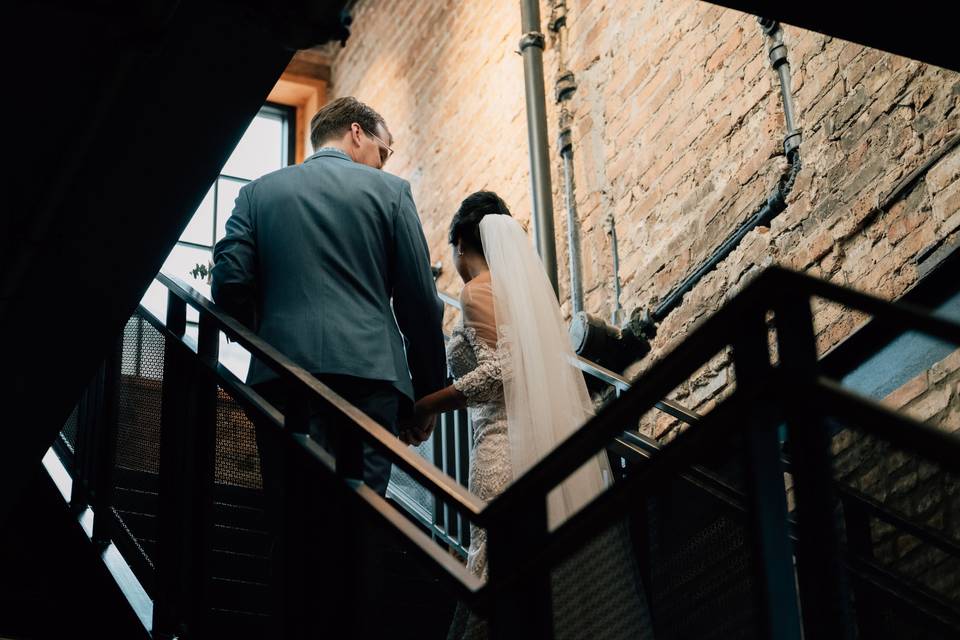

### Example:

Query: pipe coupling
xmin=783 ymin=130 xmax=803 ymax=157
xmin=519 ymin=31 xmax=546 ymax=52
xmin=558 ymin=127 xmax=573 ymax=155
xmin=555 ymin=70 xmax=577 ymax=102
xmin=769 ymin=42 xmax=788 ymax=68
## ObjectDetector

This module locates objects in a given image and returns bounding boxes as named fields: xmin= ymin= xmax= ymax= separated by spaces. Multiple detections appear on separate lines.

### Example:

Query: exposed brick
xmin=929 ymin=348 xmax=960 ymax=385
xmin=907 ymin=385 xmax=953 ymax=422
xmin=331 ymin=3 xmax=960 ymax=491
xmin=883 ymin=373 xmax=928 ymax=409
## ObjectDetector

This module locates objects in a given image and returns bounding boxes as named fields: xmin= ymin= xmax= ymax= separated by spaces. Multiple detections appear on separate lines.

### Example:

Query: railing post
xmin=91 ymin=335 xmax=122 ymax=545
xmin=432 ymin=412 xmax=446 ymax=541
xmin=774 ymin=293 xmax=853 ymax=639
xmin=279 ymin=388 xmax=310 ymax=639
xmin=841 ymin=497 xmax=879 ymax=637
xmin=487 ymin=496 xmax=552 ymax=639
xmin=443 ymin=413 xmax=459 ymax=541
xmin=315 ymin=400 xmax=366 ymax=637
xmin=184 ymin=314 xmax=219 ymax=637
xmin=69 ymin=371 xmax=100 ymax=512
xmin=154 ymin=292 xmax=188 ymax=639
xmin=455 ymin=408 xmax=471 ymax=550
xmin=732 ymin=303 xmax=802 ymax=639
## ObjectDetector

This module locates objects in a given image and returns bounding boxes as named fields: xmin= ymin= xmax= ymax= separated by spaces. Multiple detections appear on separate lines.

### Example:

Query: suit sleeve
xmin=390 ymin=181 xmax=447 ymax=400
xmin=211 ymin=185 xmax=258 ymax=329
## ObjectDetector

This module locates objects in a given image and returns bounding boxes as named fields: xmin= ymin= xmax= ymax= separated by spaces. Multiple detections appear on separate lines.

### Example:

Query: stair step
xmin=208 ymin=577 xmax=270 ymax=614
xmin=113 ymin=467 xmax=159 ymax=492
xmin=207 ymin=608 xmax=271 ymax=639
xmin=115 ymin=509 xmax=157 ymax=541
xmin=113 ymin=486 xmax=158 ymax=514
xmin=213 ymin=524 xmax=271 ymax=557
xmin=214 ymin=501 xmax=267 ymax=531
xmin=211 ymin=548 xmax=269 ymax=583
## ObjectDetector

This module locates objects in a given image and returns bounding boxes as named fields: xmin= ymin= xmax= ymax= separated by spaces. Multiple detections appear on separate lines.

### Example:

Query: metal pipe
xmin=520 ymin=0 xmax=560 ymax=295
xmin=636 ymin=18 xmax=803 ymax=337
xmin=559 ymin=128 xmax=584 ymax=314
xmin=762 ymin=20 xmax=801 ymax=157
xmin=606 ymin=214 xmax=624 ymax=325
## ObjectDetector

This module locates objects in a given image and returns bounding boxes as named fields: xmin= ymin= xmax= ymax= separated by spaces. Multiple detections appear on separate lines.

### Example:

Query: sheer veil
xmin=479 ymin=215 xmax=609 ymax=530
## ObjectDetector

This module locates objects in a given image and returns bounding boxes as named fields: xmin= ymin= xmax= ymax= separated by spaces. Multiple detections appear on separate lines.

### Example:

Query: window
xmin=138 ymin=104 xmax=295 ymax=378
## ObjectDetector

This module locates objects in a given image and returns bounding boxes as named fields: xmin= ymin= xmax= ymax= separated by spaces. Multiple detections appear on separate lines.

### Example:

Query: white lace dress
xmin=447 ymin=322 xmax=511 ymax=581
xmin=445 ymin=273 xmax=654 ymax=640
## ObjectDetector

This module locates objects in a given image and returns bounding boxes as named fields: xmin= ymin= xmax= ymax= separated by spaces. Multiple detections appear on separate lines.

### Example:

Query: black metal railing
xmin=49 ymin=266 xmax=960 ymax=639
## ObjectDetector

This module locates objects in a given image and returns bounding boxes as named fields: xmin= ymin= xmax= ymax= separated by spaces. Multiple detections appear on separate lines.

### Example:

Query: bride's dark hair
xmin=448 ymin=191 xmax=512 ymax=257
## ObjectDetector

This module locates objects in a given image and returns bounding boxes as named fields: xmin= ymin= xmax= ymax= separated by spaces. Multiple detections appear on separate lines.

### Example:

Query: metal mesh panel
xmin=115 ymin=315 xmax=165 ymax=473
xmin=60 ymin=404 xmax=79 ymax=453
xmin=550 ymin=519 xmax=656 ymax=640
xmin=831 ymin=425 xmax=960 ymax=611
xmin=112 ymin=314 xmax=166 ymax=576
xmin=638 ymin=457 xmax=762 ymax=640
xmin=215 ymin=387 xmax=262 ymax=489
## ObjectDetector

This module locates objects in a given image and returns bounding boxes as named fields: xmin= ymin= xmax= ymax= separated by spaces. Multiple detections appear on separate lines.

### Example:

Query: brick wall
xmin=329 ymin=1 xmax=959 ymax=437
xmin=832 ymin=348 xmax=960 ymax=601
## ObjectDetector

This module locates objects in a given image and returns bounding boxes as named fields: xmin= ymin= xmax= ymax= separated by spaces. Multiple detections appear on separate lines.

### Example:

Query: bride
xmin=408 ymin=191 xmax=652 ymax=639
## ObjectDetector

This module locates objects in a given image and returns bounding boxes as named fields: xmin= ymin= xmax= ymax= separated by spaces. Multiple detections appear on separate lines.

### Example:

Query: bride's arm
xmin=415 ymin=384 xmax=467 ymax=416
xmin=409 ymin=280 xmax=503 ymax=437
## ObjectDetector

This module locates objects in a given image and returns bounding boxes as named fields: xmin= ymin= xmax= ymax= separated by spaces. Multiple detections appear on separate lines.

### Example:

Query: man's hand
xmin=399 ymin=401 xmax=437 ymax=446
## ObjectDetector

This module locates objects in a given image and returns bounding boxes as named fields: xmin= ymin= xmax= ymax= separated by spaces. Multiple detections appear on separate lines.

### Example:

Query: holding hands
xmin=399 ymin=400 xmax=437 ymax=445
xmin=399 ymin=386 xmax=468 ymax=446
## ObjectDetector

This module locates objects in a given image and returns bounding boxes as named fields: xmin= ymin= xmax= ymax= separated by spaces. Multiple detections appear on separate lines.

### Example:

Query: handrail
xmin=439 ymin=289 xmax=702 ymax=422
xmin=156 ymin=273 xmax=486 ymax=521
xmin=144 ymin=265 xmax=960 ymax=624
xmin=836 ymin=484 xmax=960 ymax=560
xmin=482 ymin=286 xmax=759 ymax=521
xmin=483 ymin=267 xmax=960 ymax=522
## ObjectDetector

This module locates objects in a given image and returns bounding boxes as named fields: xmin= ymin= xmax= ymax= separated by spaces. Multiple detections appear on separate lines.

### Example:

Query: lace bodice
xmin=447 ymin=325 xmax=505 ymax=406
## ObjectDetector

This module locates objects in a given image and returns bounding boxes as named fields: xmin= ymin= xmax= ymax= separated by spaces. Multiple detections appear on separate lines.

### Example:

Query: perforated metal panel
xmin=111 ymin=314 xmax=166 ymax=578
xmin=60 ymin=404 xmax=80 ymax=454
xmin=832 ymin=425 xmax=960 ymax=609
xmin=115 ymin=315 xmax=165 ymax=474
xmin=215 ymin=388 xmax=263 ymax=489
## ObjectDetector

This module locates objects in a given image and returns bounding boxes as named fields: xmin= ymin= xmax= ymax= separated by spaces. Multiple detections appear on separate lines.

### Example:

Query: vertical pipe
xmin=520 ymin=0 xmax=560 ymax=295
xmin=560 ymin=135 xmax=584 ymax=315
xmin=606 ymin=214 xmax=624 ymax=325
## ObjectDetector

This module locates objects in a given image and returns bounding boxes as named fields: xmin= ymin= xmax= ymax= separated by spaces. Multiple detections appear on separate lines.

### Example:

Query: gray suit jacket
xmin=211 ymin=148 xmax=446 ymax=406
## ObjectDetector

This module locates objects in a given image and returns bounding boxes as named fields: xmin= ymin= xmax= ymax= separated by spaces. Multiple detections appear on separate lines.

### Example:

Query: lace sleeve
xmin=452 ymin=328 xmax=506 ymax=406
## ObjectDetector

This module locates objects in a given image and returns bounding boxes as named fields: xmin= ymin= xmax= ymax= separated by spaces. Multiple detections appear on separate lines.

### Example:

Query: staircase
xmin=29 ymin=261 xmax=960 ymax=639
xmin=0 ymin=0 xmax=351 ymax=526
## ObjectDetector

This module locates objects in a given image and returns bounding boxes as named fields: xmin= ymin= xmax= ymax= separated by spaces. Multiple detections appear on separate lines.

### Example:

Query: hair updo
xmin=448 ymin=191 xmax=512 ymax=257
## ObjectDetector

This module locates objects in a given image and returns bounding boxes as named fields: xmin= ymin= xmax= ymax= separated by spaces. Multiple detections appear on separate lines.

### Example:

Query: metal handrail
xmin=439 ymin=289 xmax=703 ymax=422
xmin=483 ymin=268 xmax=960 ymax=522
xmin=140 ymin=265 xmax=960 ymax=625
xmin=156 ymin=273 xmax=486 ymax=521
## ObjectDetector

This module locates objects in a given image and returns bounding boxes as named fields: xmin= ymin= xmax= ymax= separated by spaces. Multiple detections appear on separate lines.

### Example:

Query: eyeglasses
xmin=363 ymin=127 xmax=394 ymax=166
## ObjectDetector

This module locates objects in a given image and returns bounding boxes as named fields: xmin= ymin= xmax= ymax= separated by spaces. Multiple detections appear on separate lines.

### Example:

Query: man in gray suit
xmin=211 ymin=96 xmax=445 ymax=496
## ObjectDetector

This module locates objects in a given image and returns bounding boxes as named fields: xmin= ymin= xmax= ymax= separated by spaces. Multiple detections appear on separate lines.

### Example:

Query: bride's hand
xmin=402 ymin=400 xmax=435 ymax=445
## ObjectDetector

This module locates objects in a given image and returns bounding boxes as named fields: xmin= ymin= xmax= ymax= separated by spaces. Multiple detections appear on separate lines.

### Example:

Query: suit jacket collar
xmin=305 ymin=148 xmax=352 ymax=163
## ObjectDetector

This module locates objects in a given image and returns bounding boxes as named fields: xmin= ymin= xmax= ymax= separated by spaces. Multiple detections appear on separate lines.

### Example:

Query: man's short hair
xmin=309 ymin=97 xmax=387 ymax=150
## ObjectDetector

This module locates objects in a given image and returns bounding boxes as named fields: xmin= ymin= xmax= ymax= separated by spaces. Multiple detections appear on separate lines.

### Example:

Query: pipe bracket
xmin=555 ymin=70 xmax=577 ymax=102
xmin=519 ymin=31 xmax=546 ymax=52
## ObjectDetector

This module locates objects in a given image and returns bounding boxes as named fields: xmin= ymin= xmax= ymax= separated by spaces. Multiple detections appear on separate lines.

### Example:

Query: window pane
xmin=216 ymin=178 xmax=246 ymax=243
xmin=184 ymin=323 xmax=199 ymax=351
xmin=180 ymin=184 xmax=215 ymax=247
xmin=161 ymin=244 xmax=212 ymax=300
xmin=140 ymin=279 xmax=168 ymax=321
xmin=222 ymin=114 xmax=285 ymax=180
xmin=219 ymin=334 xmax=251 ymax=380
